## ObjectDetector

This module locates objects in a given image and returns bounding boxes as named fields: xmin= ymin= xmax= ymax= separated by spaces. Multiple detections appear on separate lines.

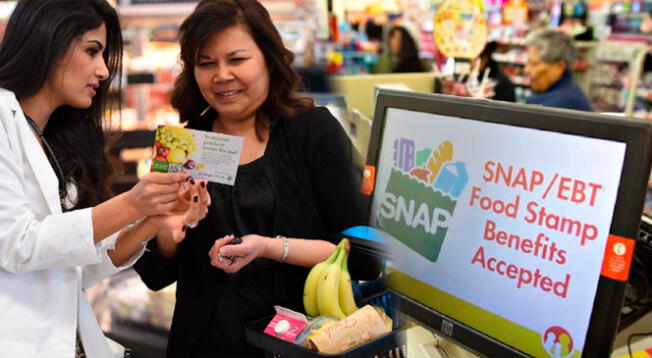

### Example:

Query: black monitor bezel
xmin=365 ymin=90 xmax=652 ymax=357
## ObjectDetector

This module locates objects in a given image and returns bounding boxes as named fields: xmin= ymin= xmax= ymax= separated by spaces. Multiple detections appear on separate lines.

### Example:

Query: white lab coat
xmin=0 ymin=88 xmax=144 ymax=358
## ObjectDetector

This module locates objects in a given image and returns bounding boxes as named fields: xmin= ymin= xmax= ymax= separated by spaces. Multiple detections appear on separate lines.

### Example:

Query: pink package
xmin=263 ymin=306 xmax=309 ymax=343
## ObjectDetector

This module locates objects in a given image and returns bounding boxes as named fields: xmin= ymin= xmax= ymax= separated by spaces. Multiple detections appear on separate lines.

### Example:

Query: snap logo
xmin=378 ymin=139 xmax=468 ymax=262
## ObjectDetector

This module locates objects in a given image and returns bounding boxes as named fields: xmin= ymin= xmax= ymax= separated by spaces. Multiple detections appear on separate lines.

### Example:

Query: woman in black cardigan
xmin=134 ymin=0 xmax=379 ymax=356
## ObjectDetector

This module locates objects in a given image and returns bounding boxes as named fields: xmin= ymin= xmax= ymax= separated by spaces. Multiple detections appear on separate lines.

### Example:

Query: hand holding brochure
xmin=151 ymin=126 xmax=243 ymax=185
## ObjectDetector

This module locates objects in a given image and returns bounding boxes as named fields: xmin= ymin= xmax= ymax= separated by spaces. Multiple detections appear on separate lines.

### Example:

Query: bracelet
xmin=276 ymin=235 xmax=289 ymax=263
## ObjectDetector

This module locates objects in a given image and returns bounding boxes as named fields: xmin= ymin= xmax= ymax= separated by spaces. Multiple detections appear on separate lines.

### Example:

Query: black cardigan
xmin=134 ymin=107 xmax=379 ymax=357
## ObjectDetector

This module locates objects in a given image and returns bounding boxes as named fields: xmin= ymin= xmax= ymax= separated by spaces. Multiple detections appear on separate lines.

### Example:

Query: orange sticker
xmin=600 ymin=234 xmax=636 ymax=282
xmin=360 ymin=165 xmax=376 ymax=196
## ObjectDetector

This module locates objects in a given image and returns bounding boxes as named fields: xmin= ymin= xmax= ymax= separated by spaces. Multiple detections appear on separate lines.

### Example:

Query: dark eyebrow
xmin=198 ymin=49 xmax=247 ymax=60
xmin=227 ymin=49 xmax=247 ymax=56
xmin=87 ymin=40 xmax=104 ymax=50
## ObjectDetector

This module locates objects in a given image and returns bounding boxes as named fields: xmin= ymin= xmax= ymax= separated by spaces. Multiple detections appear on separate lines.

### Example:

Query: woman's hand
xmin=208 ymin=234 xmax=267 ymax=273
xmin=126 ymin=172 xmax=190 ymax=217
xmin=147 ymin=215 xmax=187 ymax=244
xmin=167 ymin=179 xmax=211 ymax=228
xmin=149 ymin=179 xmax=211 ymax=244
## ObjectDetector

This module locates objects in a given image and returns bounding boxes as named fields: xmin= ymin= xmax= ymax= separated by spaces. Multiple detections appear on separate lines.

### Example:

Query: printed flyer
xmin=151 ymin=126 xmax=243 ymax=185
xmin=371 ymin=108 xmax=627 ymax=358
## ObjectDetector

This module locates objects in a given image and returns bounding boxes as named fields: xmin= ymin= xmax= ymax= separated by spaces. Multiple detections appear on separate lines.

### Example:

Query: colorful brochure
xmin=151 ymin=126 xmax=243 ymax=185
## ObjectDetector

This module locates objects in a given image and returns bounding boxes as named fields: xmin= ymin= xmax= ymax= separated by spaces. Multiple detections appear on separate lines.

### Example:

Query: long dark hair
xmin=171 ymin=0 xmax=313 ymax=135
xmin=389 ymin=26 xmax=424 ymax=73
xmin=0 ymin=0 xmax=122 ymax=209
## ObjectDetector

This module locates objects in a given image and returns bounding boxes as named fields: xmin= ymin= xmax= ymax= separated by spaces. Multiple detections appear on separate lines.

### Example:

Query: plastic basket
xmin=245 ymin=290 xmax=406 ymax=358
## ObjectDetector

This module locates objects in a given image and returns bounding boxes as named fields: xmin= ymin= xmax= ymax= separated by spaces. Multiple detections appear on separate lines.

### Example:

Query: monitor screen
xmin=365 ymin=90 xmax=652 ymax=357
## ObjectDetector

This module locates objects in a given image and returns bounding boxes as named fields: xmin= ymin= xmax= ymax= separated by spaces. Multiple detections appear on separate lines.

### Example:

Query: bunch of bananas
xmin=303 ymin=239 xmax=358 ymax=319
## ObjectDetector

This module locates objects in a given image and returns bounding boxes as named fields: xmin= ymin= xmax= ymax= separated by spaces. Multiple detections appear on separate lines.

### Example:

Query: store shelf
xmin=597 ymin=58 xmax=634 ymax=65
xmin=339 ymin=50 xmax=378 ymax=59
xmin=591 ymin=82 xmax=625 ymax=89
xmin=113 ymin=130 xmax=156 ymax=150
xmin=491 ymin=52 xmax=526 ymax=66
xmin=575 ymin=41 xmax=597 ymax=50
xmin=118 ymin=1 xmax=295 ymax=18
xmin=495 ymin=38 xmax=527 ymax=46
xmin=117 ymin=3 xmax=197 ymax=17
xmin=127 ymin=73 xmax=156 ymax=85
xmin=637 ymin=90 xmax=652 ymax=102
xmin=493 ymin=58 xmax=526 ymax=65
xmin=573 ymin=61 xmax=590 ymax=72
xmin=607 ymin=33 xmax=652 ymax=44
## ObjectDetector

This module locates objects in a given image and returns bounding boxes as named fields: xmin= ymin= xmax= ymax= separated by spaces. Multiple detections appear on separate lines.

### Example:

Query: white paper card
xmin=151 ymin=126 xmax=244 ymax=185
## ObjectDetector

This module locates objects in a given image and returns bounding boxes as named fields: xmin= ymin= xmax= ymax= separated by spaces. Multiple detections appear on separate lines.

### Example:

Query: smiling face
xmin=47 ymin=24 xmax=109 ymax=109
xmin=193 ymin=24 xmax=270 ymax=124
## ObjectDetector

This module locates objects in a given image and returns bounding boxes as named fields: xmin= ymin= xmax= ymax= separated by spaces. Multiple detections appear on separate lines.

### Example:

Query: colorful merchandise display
xmin=433 ymin=0 xmax=488 ymax=59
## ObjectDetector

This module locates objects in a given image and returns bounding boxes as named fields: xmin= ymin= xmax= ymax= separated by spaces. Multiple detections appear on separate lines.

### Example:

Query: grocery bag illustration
xmin=377 ymin=139 xmax=468 ymax=262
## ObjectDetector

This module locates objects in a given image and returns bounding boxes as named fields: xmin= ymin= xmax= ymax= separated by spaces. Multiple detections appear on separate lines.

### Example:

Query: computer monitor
xmin=365 ymin=90 xmax=652 ymax=357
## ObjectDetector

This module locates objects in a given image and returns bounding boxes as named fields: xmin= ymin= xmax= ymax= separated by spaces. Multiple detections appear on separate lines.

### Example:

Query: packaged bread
xmin=307 ymin=305 xmax=392 ymax=354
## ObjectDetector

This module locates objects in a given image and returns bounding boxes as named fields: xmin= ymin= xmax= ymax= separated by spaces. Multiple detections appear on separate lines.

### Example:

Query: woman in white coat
xmin=0 ymin=0 xmax=210 ymax=357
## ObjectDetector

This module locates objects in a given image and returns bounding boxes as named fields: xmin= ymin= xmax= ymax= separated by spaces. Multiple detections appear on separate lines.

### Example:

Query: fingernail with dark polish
xmin=200 ymin=181 xmax=205 ymax=188
xmin=193 ymin=196 xmax=199 ymax=202
xmin=190 ymin=178 xmax=196 ymax=185
xmin=182 ymin=225 xmax=187 ymax=232
xmin=186 ymin=176 xmax=194 ymax=182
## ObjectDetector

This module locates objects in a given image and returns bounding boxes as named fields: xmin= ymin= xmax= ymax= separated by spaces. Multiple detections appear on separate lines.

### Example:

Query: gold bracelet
xmin=276 ymin=235 xmax=288 ymax=263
